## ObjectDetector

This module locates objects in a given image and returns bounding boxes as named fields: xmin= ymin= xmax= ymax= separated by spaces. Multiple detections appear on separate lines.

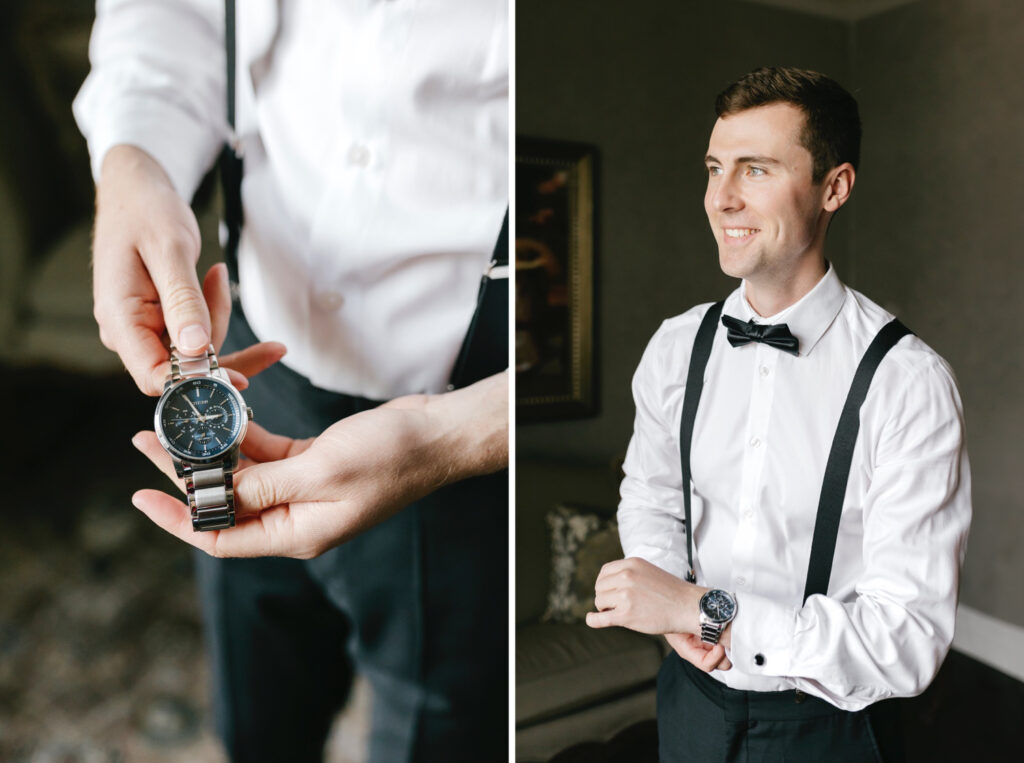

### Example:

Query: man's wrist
xmin=98 ymin=144 xmax=175 ymax=197
xmin=683 ymin=583 xmax=707 ymax=634
xmin=385 ymin=372 xmax=507 ymax=490
xmin=428 ymin=372 xmax=508 ymax=481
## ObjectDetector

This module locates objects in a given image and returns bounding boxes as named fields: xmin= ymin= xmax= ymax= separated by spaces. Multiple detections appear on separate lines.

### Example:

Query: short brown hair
xmin=715 ymin=66 xmax=861 ymax=184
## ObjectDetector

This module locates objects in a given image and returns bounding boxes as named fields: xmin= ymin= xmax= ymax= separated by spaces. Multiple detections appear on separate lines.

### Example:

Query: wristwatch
xmin=698 ymin=589 xmax=738 ymax=645
xmin=154 ymin=345 xmax=252 ymax=531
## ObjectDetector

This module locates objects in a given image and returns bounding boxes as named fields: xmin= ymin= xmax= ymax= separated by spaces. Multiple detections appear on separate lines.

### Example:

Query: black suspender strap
xmin=224 ymin=0 xmax=236 ymax=132
xmin=219 ymin=0 xmax=243 ymax=287
xmin=802 ymin=318 xmax=913 ymax=602
xmin=448 ymin=209 xmax=509 ymax=389
xmin=677 ymin=305 xmax=912 ymax=599
xmin=678 ymin=301 xmax=725 ymax=584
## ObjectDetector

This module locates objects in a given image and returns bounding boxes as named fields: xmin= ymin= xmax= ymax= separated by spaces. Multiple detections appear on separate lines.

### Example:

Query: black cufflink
xmin=754 ymin=653 xmax=765 ymax=666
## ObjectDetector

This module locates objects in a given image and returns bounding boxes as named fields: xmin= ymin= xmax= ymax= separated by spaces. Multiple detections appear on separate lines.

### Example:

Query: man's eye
xmin=748 ymin=166 xmax=766 ymax=176
xmin=708 ymin=166 xmax=722 ymax=176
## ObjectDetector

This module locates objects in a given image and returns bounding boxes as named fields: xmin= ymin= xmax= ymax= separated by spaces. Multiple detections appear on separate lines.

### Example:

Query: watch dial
xmin=159 ymin=378 xmax=242 ymax=460
xmin=701 ymin=590 xmax=736 ymax=623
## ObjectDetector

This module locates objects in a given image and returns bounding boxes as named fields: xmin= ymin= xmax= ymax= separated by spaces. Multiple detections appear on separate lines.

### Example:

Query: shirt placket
xmin=730 ymin=343 xmax=779 ymax=594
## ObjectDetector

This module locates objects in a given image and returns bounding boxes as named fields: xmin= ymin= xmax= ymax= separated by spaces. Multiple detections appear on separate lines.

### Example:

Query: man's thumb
xmin=234 ymin=459 xmax=306 ymax=516
xmin=156 ymin=269 xmax=211 ymax=355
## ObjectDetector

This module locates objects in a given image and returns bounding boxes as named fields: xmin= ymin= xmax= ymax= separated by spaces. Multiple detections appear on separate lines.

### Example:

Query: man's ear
xmin=823 ymin=162 xmax=856 ymax=212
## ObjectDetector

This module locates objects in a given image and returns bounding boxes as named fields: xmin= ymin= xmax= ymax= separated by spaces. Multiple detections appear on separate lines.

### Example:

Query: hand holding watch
xmin=154 ymin=345 xmax=252 ymax=531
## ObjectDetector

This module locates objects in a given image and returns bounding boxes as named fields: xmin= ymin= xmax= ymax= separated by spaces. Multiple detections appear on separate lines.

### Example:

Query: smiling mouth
xmin=724 ymin=228 xmax=759 ymax=239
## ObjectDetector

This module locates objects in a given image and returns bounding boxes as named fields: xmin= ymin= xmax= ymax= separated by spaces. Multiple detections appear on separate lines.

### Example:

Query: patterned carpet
xmin=0 ymin=364 xmax=368 ymax=762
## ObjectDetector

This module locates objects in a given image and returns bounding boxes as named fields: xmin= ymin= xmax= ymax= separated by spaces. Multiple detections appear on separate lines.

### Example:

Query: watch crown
xmin=247 ymin=407 xmax=254 ymax=420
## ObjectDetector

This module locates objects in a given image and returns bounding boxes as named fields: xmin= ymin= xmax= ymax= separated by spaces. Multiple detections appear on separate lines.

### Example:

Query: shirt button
xmin=735 ymin=576 xmax=746 ymax=587
xmin=743 ymin=510 xmax=754 ymax=521
xmin=347 ymin=143 xmax=371 ymax=167
xmin=314 ymin=291 xmax=345 ymax=311
xmin=754 ymin=653 xmax=766 ymax=666
xmin=749 ymin=437 xmax=761 ymax=448
xmin=760 ymin=366 xmax=770 ymax=377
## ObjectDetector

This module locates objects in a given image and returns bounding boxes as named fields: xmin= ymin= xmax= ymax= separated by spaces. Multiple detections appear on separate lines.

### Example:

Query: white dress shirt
xmin=74 ymin=0 xmax=508 ymax=398
xmin=619 ymin=265 xmax=971 ymax=711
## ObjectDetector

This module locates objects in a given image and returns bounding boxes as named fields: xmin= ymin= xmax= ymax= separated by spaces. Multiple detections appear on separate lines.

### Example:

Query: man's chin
xmin=718 ymin=250 xmax=753 ymax=280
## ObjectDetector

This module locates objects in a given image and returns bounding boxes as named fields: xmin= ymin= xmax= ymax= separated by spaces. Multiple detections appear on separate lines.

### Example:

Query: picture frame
xmin=515 ymin=137 xmax=596 ymax=422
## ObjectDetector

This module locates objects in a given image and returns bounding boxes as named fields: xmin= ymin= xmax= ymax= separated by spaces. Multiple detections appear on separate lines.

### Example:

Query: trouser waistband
xmin=677 ymin=654 xmax=852 ymax=722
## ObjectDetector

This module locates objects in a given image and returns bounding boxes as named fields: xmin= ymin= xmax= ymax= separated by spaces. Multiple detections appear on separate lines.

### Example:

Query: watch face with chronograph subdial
xmin=699 ymin=589 xmax=737 ymax=624
xmin=156 ymin=377 xmax=244 ymax=461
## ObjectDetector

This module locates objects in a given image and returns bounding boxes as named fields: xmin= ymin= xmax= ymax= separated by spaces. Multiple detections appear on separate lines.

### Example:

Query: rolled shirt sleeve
xmin=73 ymin=0 xmax=227 ymax=200
xmin=728 ymin=356 xmax=971 ymax=711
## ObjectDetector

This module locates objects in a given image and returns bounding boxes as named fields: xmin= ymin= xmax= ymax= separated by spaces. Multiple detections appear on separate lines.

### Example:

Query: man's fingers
xmin=132 ymin=490 xmax=216 ymax=551
xmin=134 ymin=487 xmax=335 ymax=559
xmin=132 ymin=423 xmax=311 ymax=509
xmin=699 ymin=644 xmax=730 ymax=672
xmin=594 ymin=557 xmax=655 ymax=590
xmin=96 ymin=260 xmax=170 ymax=394
xmin=233 ymin=456 xmax=313 ymax=516
xmin=593 ymin=591 xmax=618 ymax=613
xmin=138 ymin=230 xmax=211 ymax=355
xmin=132 ymin=489 xmax=291 ymax=558
xmin=665 ymin=633 xmax=732 ymax=673
xmin=221 ymin=341 xmax=288 ymax=379
xmin=203 ymin=263 xmax=232 ymax=352
xmin=132 ymin=431 xmax=184 ymax=490
xmin=241 ymin=422 xmax=310 ymax=463
xmin=226 ymin=368 xmax=250 ymax=390
xmin=114 ymin=316 xmax=172 ymax=396
xmin=585 ymin=610 xmax=618 ymax=629
xmin=593 ymin=558 xmax=631 ymax=590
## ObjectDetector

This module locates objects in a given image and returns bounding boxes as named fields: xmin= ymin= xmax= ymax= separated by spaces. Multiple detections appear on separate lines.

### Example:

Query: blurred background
xmin=0 ymin=3 xmax=369 ymax=760
xmin=515 ymin=0 xmax=1024 ymax=760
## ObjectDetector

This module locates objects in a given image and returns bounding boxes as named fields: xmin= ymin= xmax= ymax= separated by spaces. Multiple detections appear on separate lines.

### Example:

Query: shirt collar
xmin=735 ymin=263 xmax=847 ymax=358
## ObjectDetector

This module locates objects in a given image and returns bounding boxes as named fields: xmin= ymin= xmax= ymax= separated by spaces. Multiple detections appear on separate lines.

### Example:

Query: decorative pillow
xmin=542 ymin=504 xmax=622 ymax=624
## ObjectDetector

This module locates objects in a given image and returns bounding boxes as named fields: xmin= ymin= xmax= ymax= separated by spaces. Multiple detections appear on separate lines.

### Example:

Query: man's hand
xmin=586 ymin=557 xmax=732 ymax=672
xmin=130 ymin=372 xmax=508 ymax=558
xmin=664 ymin=633 xmax=732 ymax=673
xmin=93 ymin=144 xmax=283 ymax=394
xmin=586 ymin=557 xmax=701 ymax=634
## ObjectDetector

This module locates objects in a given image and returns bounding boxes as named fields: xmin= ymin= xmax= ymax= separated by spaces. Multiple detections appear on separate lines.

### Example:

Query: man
xmin=74 ymin=1 xmax=508 ymax=761
xmin=586 ymin=67 xmax=970 ymax=761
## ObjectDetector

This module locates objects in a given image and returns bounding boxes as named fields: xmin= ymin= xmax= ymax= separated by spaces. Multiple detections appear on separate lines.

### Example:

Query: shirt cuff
xmin=729 ymin=590 xmax=797 ymax=677
xmin=75 ymin=91 xmax=222 ymax=201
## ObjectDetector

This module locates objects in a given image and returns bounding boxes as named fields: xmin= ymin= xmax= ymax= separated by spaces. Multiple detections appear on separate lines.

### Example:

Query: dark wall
xmin=854 ymin=0 xmax=1024 ymax=625
xmin=516 ymin=0 xmax=851 ymax=461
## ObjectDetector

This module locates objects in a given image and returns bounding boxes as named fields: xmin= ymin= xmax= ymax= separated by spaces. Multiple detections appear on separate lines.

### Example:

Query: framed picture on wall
xmin=515 ymin=137 xmax=596 ymax=422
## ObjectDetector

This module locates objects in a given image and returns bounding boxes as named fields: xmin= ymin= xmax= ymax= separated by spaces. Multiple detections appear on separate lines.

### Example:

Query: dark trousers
xmin=656 ymin=654 xmax=905 ymax=762
xmin=195 ymin=311 xmax=508 ymax=762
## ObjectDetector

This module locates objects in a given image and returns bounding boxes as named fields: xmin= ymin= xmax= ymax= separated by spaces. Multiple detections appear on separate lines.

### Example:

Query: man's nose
xmin=710 ymin=172 xmax=743 ymax=212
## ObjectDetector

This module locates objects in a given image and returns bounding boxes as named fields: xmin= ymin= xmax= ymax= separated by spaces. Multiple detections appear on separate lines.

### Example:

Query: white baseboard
xmin=953 ymin=604 xmax=1024 ymax=683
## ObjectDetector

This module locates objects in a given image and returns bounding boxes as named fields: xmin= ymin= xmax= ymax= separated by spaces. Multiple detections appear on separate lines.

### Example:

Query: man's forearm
xmin=426 ymin=371 xmax=509 ymax=481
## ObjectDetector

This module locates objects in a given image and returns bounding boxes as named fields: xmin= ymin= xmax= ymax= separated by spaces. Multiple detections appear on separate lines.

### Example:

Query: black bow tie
xmin=721 ymin=314 xmax=800 ymax=356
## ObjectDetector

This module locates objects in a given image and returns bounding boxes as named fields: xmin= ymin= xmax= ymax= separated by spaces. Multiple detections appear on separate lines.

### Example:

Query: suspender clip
xmin=486 ymin=260 xmax=509 ymax=280
xmin=228 ymin=130 xmax=245 ymax=158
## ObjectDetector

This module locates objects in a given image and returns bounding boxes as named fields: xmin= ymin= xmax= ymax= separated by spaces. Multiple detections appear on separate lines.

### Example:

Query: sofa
xmin=515 ymin=458 xmax=667 ymax=761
